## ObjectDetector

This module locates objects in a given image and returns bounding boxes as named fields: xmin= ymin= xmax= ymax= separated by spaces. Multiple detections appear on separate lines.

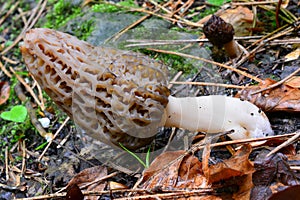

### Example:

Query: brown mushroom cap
xmin=21 ymin=28 xmax=170 ymax=150
xmin=203 ymin=15 xmax=235 ymax=48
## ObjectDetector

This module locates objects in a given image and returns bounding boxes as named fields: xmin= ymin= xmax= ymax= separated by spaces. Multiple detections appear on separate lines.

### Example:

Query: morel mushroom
xmin=21 ymin=28 xmax=273 ymax=150
xmin=203 ymin=15 xmax=242 ymax=59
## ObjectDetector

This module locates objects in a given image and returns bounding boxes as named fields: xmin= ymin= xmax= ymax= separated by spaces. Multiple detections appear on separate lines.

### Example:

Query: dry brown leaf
xmin=66 ymin=184 xmax=84 ymax=200
xmin=236 ymin=78 xmax=300 ymax=112
xmin=67 ymin=166 xmax=108 ymax=200
xmin=209 ymin=144 xmax=255 ymax=183
xmin=142 ymin=150 xmax=185 ymax=183
xmin=142 ymin=151 xmax=209 ymax=189
xmin=284 ymin=48 xmax=300 ymax=62
xmin=141 ymin=146 xmax=255 ymax=199
xmin=108 ymin=181 xmax=128 ymax=190
xmin=286 ymin=76 xmax=300 ymax=88
xmin=0 ymin=81 xmax=10 ymax=105
xmin=268 ymin=185 xmax=300 ymax=200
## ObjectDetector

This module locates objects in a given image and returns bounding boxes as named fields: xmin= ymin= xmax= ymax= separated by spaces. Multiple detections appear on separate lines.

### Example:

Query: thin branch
xmin=147 ymin=48 xmax=262 ymax=82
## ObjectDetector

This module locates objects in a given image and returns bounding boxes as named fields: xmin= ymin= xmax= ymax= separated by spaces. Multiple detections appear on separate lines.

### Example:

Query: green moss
xmin=91 ymin=3 xmax=119 ymax=12
xmin=43 ymin=0 xmax=82 ymax=29
xmin=91 ymin=0 xmax=138 ymax=13
xmin=139 ymin=49 xmax=197 ymax=76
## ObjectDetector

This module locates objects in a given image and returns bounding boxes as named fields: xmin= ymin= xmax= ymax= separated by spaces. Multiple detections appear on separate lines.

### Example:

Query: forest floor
xmin=0 ymin=0 xmax=299 ymax=199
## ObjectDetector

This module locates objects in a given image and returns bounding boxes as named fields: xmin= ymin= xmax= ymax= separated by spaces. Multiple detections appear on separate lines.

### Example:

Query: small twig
xmin=108 ymin=2 xmax=167 ymax=42
xmin=21 ymin=140 xmax=26 ymax=177
xmin=170 ymin=81 xmax=246 ymax=89
xmin=56 ymin=171 xmax=118 ymax=194
xmin=0 ymin=60 xmax=12 ymax=78
xmin=231 ymin=0 xmax=279 ymax=6
xmin=38 ymin=116 xmax=70 ymax=161
xmin=147 ymin=48 xmax=262 ymax=82
xmin=10 ymin=67 xmax=44 ymax=110
xmin=251 ymin=66 xmax=300 ymax=95
xmin=147 ymin=0 xmax=203 ymax=28
xmin=1 ymin=55 xmax=19 ymax=65
xmin=266 ymin=130 xmax=300 ymax=157
xmin=0 ymin=1 xmax=20 ymax=26
xmin=14 ymin=83 xmax=50 ymax=139
xmin=1 ymin=0 xmax=47 ymax=55
xmin=234 ymin=24 xmax=294 ymax=68
xmin=5 ymin=147 xmax=9 ymax=181
xmin=168 ymin=71 xmax=183 ymax=89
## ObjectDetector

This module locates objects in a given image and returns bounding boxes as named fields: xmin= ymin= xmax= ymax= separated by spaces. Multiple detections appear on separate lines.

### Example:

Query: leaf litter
xmin=0 ymin=0 xmax=300 ymax=199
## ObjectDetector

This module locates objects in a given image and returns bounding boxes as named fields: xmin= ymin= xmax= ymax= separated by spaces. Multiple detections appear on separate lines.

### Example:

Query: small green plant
xmin=1 ymin=105 xmax=27 ymax=123
xmin=43 ymin=0 xmax=82 ymax=29
xmin=91 ymin=0 xmax=138 ymax=13
xmin=119 ymin=143 xmax=151 ymax=168
xmin=207 ymin=0 xmax=231 ymax=6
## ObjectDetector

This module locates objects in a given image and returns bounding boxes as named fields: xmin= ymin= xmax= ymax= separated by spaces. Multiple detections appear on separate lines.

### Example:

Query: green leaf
xmin=207 ymin=0 xmax=229 ymax=6
xmin=1 ymin=105 xmax=27 ymax=123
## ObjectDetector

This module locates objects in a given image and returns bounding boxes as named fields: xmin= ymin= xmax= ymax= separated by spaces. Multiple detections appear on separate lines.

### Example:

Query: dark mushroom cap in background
xmin=203 ymin=15 xmax=235 ymax=47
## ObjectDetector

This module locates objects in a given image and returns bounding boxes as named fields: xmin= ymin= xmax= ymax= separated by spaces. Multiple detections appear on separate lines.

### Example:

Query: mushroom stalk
xmin=21 ymin=28 xmax=273 ymax=150
xmin=164 ymin=95 xmax=273 ymax=140
xmin=223 ymin=40 xmax=242 ymax=59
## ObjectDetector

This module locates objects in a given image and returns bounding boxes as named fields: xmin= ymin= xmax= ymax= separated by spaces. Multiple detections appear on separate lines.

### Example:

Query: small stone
xmin=38 ymin=117 xmax=50 ymax=128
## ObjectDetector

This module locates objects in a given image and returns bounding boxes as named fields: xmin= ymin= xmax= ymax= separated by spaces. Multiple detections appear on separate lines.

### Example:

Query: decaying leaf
xmin=141 ymin=145 xmax=256 ymax=199
xmin=142 ymin=151 xmax=208 ymax=189
xmin=209 ymin=144 xmax=255 ymax=183
xmin=268 ymin=185 xmax=300 ymax=200
xmin=251 ymin=151 xmax=300 ymax=200
xmin=286 ymin=76 xmax=300 ymax=88
xmin=0 ymin=81 xmax=10 ymax=105
xmin=67 ymin=166 xmax=108 ymax=200
xmin=251 ymin=151 xmax=299 ymax=199
xmin=236 ymin=78 xmax=300 ymax=112
xmin=141 ymin=151 xmax=213 ymax=199
xmin=66 ymin=184 xmax=84 ymax=200
xmin=284 ymin=48 xmax=300 ymax=62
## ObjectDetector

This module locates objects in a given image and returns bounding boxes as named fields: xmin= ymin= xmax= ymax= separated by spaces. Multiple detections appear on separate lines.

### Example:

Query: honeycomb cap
xmin=21 ymin=28 xmax=170 ymax=150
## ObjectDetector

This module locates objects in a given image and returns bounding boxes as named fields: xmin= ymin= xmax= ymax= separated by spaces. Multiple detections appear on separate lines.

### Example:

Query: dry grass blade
xmin=267 ymin=130 xmax=300 ymax=157
xmin=0 ymin=1 xmax=20 ymax=26
xmin=171 ymin=81 xmax=246 ymax=89
xmin=1 ymin=0 xmax=47 ymax=55
xmin=147 ymin=48 xmax=262 ymax=82
xmin=251 ymin=67 xmax=300 ymax=94
xmin=38 ymin=117 xmax=70 ymax=161
xmin=9 ymin=67 xmax=44 ymax=110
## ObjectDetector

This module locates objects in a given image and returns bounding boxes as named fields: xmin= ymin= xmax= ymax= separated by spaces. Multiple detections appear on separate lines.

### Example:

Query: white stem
xmin=164 ymin=95 xmax=273 ymax=139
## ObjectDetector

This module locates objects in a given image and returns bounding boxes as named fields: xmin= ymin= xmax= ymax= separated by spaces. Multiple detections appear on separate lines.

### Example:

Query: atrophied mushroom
xmin=20 ymin=28 xmax=273 ymax=150
xmin=203 ymin=15 xmax=242 ymax=59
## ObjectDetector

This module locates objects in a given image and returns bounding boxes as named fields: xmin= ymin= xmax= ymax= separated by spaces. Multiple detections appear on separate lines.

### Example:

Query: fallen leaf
xmin=209 ymin=144 xmax=255 ymax=200
xmin=268 ymin=185 xmax=300 ymax=200
xmin=253 ymin=152 xmax=299 ymax=187
xmin=142 ymin=151 xmax=207 ymax=189
xmin=66 ymin=184 xmax=84 ymax=200
xmin=108 ymin=181 xmax=128 ymax=190
xmin=67 ymin=166 xmax=108 ymax=200
xmin=209 ymin=144 xmax=254 ymax=183
xmin=286 ymin=76 xmax=300 ymax=88
xmin=141 ymin=145 xmax=256 ymax=199
xmin=0 ymin=105 xmax=27 ymax=122
xmin=0 ymin=81 xmax=10 ymax=105
xmin=236 ymin=78 xmax=300 ymax=112
xmin=142 ymin=150 xmax=186 ymax=183
xmin=284 ymin=48 xmax=300 ymax=62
